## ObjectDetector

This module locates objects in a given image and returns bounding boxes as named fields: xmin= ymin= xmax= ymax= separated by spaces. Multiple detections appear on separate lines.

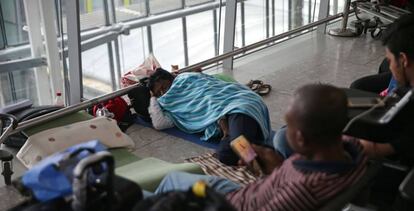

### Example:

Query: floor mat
xmin=134 ymin=116 xmax=219 ymax=149
xmin=185 ymin=152 xmax=259 ymax=186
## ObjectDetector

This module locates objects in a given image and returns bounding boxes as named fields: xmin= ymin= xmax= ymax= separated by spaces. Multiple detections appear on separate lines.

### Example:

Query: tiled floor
xmin=125 ymin=30 xmax=386 ymax=163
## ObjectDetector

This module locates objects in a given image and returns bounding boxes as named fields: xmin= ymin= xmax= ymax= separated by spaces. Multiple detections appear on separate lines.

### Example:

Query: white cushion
xmin=17 ymin=117 xmax=135 ymax=168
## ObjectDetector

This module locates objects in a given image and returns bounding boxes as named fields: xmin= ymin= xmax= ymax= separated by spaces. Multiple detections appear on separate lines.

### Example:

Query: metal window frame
xmin=66 ymin=0 xmax=83 ymax=105
xmin=0 ymin=2 xmax=6 ymax=49
xmin=222 ymin=0 xmax=237 ymax=70
xmin=0 ymin=57 xmax=46 ymax=74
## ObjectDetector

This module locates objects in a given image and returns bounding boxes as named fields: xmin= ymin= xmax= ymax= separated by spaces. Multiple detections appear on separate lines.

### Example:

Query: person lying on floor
xmin=146 ymin=68 xmax=272 ymax=165
xmin=276 ymin=14 xmax=414 ymax=165
xmin=149 ymin=84 xmax=367 ymax=211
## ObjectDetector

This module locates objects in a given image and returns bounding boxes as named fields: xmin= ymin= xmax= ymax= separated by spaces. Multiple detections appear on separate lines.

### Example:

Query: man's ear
xmin=296 ymin=130 xmax=306 ymax=148
xmin=400 ymin=52 xmax=409 ymax=68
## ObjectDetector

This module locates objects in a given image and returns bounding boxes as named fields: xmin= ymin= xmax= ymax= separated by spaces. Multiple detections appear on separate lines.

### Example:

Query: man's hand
xmin=359 ymin=139 xmax=395 ymax=158
xmin=251 ymin=144 xmax=284 ymax=175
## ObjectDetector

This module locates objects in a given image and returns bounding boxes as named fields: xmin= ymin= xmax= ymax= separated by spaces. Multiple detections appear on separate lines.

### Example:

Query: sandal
xmin=246 ymin=80 xmax=263 ymax=91
xmin=256 ymin=84 xmax=272 ymax=96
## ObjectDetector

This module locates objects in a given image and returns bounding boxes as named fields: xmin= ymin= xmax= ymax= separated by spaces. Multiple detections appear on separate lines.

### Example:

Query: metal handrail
xmin=10 ymin=83 xmax=141 ymax=136
xmin=10 ymin=12 xmax=348 ymax=135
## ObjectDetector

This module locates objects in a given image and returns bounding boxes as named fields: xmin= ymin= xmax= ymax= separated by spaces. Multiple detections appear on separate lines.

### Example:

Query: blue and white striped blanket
xmin=157 ymin=73 xmax=271 ymax=143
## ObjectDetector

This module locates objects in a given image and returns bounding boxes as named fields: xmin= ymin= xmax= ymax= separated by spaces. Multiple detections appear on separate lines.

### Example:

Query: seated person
xmin=277 ymin=14 xmax=414 ymax=164
xmin=150 ymin=84 xmax=367 ymax=211
xmin=147 ymin=68 xmax=272 ymax=165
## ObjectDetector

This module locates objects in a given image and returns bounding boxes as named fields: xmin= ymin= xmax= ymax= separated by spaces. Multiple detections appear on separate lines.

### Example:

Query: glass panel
xmin=152 ymin=18 xmax=185 ymax=68
xmin=82 ymin=44 xmax=112 ymax=99
xmin=119 ymin=27 xmax=149 ymax=73
xmin=60 ymin=0 xmax=106 ymax=33
xmin=186 ymin=11 xmax=215 ymax=65
xmin=330 ymin=0 xmax=345 ymax=15
xmin=150 ymin=0 xmax=182 ymax=15
xmin=0 ymin=69 xmax=39 ymax=107
xmin=237 ymin=0 xmax=324 ymax=47
xmin=242 ymin=0 xmax=267 ymax=46
xmin=114 ymin=0 xmax=147 ymax=22
xmin=186 ymin=0 xmax=213 ymax=7
xmin=0 ymin=0 xmax=29 ymax=46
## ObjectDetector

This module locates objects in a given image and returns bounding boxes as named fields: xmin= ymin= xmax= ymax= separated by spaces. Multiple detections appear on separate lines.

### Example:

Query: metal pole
xmin=15 ymin=0 xmax=23 ymax=43
xmin=182 ymin=17 xmax=189 ymax=66
xmin=213 ymin=9 xmax=218 ymax=56
xmin=145 ymin=0 xmax=153 ymax=53
xmin=316 ymin=0 xmax=330 ymax=33
xmin=266 ymin=0 xmax=270 ymax=38
xmin=222 ymin=0 xmax=237 ymax=70
xmin=110 ymin=0 xmax=122 ymax=87
xmin=103 ymin=0 xmax=117 ymax=91
xmin=23 ymin=0 xmax=53 ymax=105
xmin=39 ymin=0 xmax=64 ymax=96
xmin=241 ymin=1 xmax=245 ymax=47
xmin=328 ymin=0 xmax=358 ymax=37
xmin=272 ymin=0 xmax=275 ymax=36
xmin=181 ymin=0 xmax=189 ymax=66
xmin=66 ymin=0 xmax=83 ymax=104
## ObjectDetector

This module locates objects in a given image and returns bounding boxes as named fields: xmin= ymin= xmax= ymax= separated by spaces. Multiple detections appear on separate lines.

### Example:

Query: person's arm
xmin=148 ymin=97 xmax=174 ymax=130
xmin=359 ymin=139 xmax=396 ymax=158
xmin=251 ymin=144 xmax=284 ymax=175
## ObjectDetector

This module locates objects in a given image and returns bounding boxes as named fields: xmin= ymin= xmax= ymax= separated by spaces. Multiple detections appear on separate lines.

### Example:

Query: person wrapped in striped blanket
xmin=147 ymin=68 xmax=272 ymax=165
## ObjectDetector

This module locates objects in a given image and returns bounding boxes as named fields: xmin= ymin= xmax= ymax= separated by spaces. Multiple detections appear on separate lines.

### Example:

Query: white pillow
xmin=17 ymin=117 xmax=135 ymax=168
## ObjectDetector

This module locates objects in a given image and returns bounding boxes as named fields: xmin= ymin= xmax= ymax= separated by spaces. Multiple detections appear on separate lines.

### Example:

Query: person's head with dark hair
xmin=285 ymin=84 xmax=348 ymax=157
xmin=148 ymin=68 xmax=175 ymax=97
xmin=382 ymin=14 xmax=414 ymax=87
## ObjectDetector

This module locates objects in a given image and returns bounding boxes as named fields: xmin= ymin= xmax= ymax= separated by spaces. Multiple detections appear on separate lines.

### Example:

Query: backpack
xmin=12 ymin=140 xmax=142 ymax=211
xmin=133 ymin=181 xmax=236 ymax=211
xmin=92 ymin=97 xmax=133 ymax=131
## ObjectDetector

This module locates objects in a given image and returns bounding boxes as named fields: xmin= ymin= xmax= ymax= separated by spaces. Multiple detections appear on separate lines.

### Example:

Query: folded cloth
xmin=157 ymin=73 xmax=271 ymax=143
xmin=17 ymin=117 xmax=135 ymax=168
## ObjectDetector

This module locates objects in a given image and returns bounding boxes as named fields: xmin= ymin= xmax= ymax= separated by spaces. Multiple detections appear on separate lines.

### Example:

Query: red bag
xmin=92 ymin=97 xmax=129 ymax=122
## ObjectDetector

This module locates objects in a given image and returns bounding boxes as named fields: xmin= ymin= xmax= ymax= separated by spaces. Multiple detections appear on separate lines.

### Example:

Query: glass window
xmin=0 ymin=69 xmax=39 ymax=107
xmin=119 ymin=27 xmax=150 ymax=73
xmin=186 ymin=0 xmax=213 ymax=7
xmin=242 ymin=0 xmax=267 ymax=46
xmin=82 ymin=44 xmax=113 ymax=99
xmin=186 ymin=11 xmax=215 ymax=65
xmin=150 ymin=0 xmax=182 ymax=15
xmin=0 ymin=0 xmax=29 ymax=46
xmin=330 ymin=0 xmax=344 ymax=15
xmin=152 ymin=18 xmax=185 ymax=68
xmin=114 ymin=0 xmax=147 ymax=22
xmin=60 ymin=0 xmax=106 ymax=33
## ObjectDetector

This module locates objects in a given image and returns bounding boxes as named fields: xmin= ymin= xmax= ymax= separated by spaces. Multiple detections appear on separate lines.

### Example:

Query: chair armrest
xmin=399 ymin=167 xmax=414 ymax=201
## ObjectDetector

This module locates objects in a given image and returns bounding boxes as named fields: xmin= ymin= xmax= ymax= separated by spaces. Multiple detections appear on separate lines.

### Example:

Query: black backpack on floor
xmin=133 ymin=182 xmax=236 ymax=211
